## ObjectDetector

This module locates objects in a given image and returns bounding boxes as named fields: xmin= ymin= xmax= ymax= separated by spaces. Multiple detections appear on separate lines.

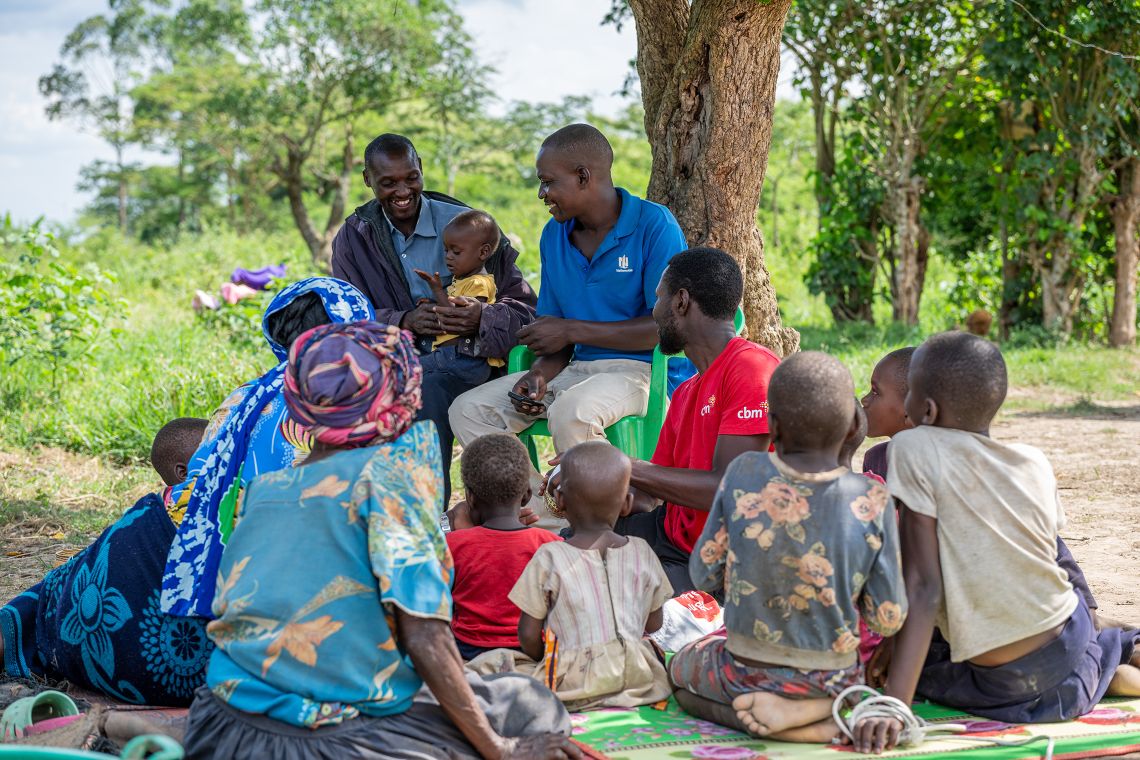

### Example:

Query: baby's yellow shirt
xmin=433 ymin=273 xmax=503 ymax=366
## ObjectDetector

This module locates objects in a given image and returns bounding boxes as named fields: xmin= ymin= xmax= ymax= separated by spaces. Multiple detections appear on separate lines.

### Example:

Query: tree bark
xmin=1027 ymin=146 xmax=1099 ymax=334
xmin=277 ymin=145 xmax=327 ymax=270
xmin=1109 ymin=157 xmax=1140 ymax=347
xmin=275 ymin=126 xmax=358 ymax=273
xmin=317 ymin=126 xmax=356 ymax=273
xmin=887 ymin=147 xmax=924 ymax=325
xmin=115 ymin=143 xmax=128 ymax=235
xmin=629 ymin=0 xmax=799 ymax=356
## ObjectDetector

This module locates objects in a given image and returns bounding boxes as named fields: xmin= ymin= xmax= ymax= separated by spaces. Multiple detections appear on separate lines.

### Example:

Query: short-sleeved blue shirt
xmin=386 ymin=196 xmax=466 ymax=302
xmin=536 ymin=188 xmax=687 ymax=363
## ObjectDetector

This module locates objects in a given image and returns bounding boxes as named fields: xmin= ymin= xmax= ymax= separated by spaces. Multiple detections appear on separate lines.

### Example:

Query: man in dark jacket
xmin=332 ymin=134 xmax=537 ymax=497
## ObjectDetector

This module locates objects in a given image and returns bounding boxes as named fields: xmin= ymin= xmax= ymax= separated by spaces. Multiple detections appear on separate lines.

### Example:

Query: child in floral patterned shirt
xmin=669 ymin=352 xmax=907 ymax=744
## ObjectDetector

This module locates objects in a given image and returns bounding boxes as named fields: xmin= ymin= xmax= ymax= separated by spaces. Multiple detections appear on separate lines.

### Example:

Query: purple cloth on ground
xmin=917 ymin=591 xmax=1138 ymax=723
xmin=231 ymin=265 xmax=286 ymax=290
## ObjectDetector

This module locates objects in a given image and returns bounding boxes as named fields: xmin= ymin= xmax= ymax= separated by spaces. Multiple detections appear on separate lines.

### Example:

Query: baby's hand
xmin=414 ymin=269 xmax=444 ymax=288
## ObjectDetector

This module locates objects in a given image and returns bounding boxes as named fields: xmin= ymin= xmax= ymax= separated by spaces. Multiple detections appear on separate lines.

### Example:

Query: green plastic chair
xmin=507 ymin=308 xmax=744 ymax=469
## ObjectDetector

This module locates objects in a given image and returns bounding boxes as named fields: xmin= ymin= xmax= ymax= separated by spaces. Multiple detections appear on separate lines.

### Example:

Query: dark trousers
xmin=454 ymin=637 xmax=521 ymax=662
xmin=415 ymin=342 xmax=493 ymax=502
xmin=613 ymin=507 xmax=702 ymax=598
xmin=918 ymin=593 xmax=1138 ymax=723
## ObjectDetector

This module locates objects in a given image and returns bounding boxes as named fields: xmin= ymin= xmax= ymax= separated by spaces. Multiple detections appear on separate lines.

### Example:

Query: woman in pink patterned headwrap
xmin=282 ymin=320 xmax=423 ymax=450
xmin=184 ymin=320 xmax=578 ymax=760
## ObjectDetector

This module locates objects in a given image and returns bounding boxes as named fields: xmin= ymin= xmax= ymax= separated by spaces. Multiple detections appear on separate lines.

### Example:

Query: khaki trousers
xmin=449 ymin=358 xmax=652 ymax=529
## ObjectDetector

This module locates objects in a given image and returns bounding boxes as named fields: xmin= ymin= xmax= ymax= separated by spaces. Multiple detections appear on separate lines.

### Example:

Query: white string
xmin=1006 ymin=0 xmax=1140 ymax=61
xmin=832 ymin=685 xmax=1056 ymax=760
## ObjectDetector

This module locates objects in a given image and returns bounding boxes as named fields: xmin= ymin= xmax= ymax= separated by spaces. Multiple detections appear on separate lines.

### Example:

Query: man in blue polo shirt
xmin=450 ymin=124 xmax=687 ymax=523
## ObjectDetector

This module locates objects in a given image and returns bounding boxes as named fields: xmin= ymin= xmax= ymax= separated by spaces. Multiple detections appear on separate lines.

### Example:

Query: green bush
xmin=0 ymin=217 xmax=126 ymax=395
xmin=195 ymin=281 xmax=285 ymax=353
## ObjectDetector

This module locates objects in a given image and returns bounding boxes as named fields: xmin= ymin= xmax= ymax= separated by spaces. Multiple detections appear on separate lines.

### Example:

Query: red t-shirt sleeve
xmin=714 ymin=347 xmax=779 ymax=437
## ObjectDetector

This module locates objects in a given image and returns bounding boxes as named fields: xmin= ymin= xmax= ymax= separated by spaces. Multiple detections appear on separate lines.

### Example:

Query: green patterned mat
xmin=570 ymin=697 xmax=1140 ymax=760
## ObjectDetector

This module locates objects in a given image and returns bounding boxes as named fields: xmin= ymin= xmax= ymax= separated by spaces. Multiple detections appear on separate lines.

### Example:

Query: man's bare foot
xmin=731 ymin=692 xmax=832 ymax=737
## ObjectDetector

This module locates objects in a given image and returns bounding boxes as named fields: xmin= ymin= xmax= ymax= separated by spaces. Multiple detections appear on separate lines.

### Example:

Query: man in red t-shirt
xmin=617 ymin=247 xmax=781 ymax=594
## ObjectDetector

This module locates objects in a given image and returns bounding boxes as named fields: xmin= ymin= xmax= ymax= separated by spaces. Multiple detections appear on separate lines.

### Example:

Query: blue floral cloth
xmin=162 ymin=277 xmax=375 ymax=618
xmin=0 ymin=494 xmax=213 ymax=705
xmin=205 ymin=421 xmax=451 ymax=727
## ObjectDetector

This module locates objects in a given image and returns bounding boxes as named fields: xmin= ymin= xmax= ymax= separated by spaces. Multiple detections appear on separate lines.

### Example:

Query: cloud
xmin=458 ymin=0 xmax=637 ymax=116
xmin=0 ymin=0 xmax=104 ymax=34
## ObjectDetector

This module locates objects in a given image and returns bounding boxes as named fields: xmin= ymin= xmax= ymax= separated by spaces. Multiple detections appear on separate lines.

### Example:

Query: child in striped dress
xmin=471 ymin=440 xmax=674 ymax=710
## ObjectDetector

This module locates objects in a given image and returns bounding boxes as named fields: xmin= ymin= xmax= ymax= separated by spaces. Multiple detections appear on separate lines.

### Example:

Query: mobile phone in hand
xmin=508 ymin=389 xmax=545 ymax=412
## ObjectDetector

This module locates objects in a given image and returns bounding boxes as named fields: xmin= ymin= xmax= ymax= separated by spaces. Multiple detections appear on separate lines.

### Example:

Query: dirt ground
xmin=1 ymin=390 xmax=1138 ymax=622
xmin=988 ymin=394 xmax=1140 ymax=624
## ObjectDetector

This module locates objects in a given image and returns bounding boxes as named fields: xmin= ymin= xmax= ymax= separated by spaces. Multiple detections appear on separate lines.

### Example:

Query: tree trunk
xmin=277 ymin=126 xmax=357 ymax=273
xmin=278 ymin=147 xmax=327 ymax=269
xmin=1109 ymin=157 xmax=1140 ymax=347
xmin=1030 ymin=148 xmax=1099 ymax=334
xmin=809 ymin=69 xmax=835 ymax=216
xmin=1038 ymin=245 xmax=1081 ymax=334
xmin=629 ymin=0 xmax=799 ymax=356
xmin=315 ymin=126 xmax=357 ymax=274
xmin=888 ymin=160 xmax=924 ymax=325
xmin=115 ymin=143 xmax=128 ymax=235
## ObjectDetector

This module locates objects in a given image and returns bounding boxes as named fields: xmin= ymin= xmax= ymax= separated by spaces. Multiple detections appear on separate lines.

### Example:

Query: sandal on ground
xmin=0 ymin=690 xmax=80 ymax=740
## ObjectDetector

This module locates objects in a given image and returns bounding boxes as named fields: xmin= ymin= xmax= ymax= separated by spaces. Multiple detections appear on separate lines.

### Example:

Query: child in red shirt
xmin=446 ymin=433 xmax=561 ymax=660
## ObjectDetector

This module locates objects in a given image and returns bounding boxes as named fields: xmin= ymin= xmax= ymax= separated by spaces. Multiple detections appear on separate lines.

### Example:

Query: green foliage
xmin=0 ymin=224 xmax=282 ymax=459
xmin=195 ymin=282 xmax=284 ymax=353
xmin=805 ymin=132 xmax=886 ymax=324
xmin=0 ymin=217 xmax=126 ymax=395
xmin=936 ymin=246 xmax=1003 ymax=324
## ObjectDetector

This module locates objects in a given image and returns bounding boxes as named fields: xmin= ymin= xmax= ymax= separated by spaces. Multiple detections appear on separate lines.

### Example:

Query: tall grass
xmin=1 ymin=219 xmax=1136 ymax=465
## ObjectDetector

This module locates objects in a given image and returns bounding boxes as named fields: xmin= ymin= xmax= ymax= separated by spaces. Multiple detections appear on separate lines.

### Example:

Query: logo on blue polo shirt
xmin=616 ymin=255 xmax=633 ymax=273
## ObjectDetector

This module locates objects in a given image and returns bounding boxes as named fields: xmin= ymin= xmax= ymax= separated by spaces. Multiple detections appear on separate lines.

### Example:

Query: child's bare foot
xmin=772 ymin=717 xmax=843 ymax=744
xmin=731 ymin=692 xmax=831 ymax=737
xmin=1108 ymin=664 xmax=1140 ymax=697
xmin=675 ymin=689 xmax=750 ymax=733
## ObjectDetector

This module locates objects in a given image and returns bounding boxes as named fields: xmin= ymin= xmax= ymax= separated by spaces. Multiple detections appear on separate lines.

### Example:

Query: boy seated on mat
xmin=860 ymin=332 xmax=1140 ymax=755
xmin=445 ymin=433 xmax=561 ymax=660
xmin=668 ymin=351 xmax=907 ymax=744
xmin=856 ymin=343 xmax=1120 ymax=690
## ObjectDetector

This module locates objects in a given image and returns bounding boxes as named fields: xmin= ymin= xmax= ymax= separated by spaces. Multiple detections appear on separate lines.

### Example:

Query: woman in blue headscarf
xmin=0 ymin=278 xmax=374 ymax=706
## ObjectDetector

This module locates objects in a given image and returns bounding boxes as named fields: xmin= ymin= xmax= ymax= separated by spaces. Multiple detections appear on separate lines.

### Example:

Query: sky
xmin=0 ymin=0 xmax=795 ymax=225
